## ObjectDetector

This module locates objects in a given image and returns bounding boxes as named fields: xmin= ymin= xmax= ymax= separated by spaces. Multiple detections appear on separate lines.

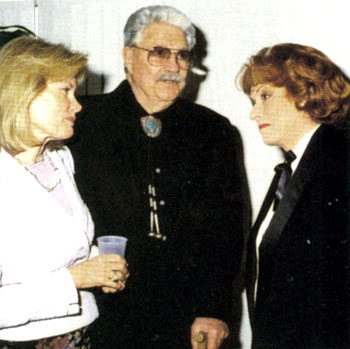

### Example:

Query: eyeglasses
xmin=132 ymin=46 xmax=192 ymax=70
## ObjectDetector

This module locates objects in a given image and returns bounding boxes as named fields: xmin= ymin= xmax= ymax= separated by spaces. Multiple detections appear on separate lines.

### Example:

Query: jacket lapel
xmin=0 ymin=149 xmax=92 ymax=283
xmin=258 ymin=126 xmax=324 ymax=259
xmin=49 ymin=149 xmax=92 ymax=237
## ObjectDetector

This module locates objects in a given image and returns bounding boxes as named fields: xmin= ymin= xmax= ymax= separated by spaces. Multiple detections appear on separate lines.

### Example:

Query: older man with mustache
xmin=69 ymin=5 xmax=249 ymax=348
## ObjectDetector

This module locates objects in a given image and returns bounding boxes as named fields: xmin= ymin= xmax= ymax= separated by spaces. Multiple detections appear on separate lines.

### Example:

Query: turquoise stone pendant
xmin=140 ymin=115 xmax=162 ymax=138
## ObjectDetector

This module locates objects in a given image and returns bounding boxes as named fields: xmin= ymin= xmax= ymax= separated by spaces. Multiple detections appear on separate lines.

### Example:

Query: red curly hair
xmin=238 ymin=43 xmax=350 ymax=125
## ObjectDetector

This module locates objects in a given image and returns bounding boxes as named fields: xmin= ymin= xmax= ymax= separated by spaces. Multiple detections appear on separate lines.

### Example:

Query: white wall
xmin=1 ymin=1 xmax=349 ymax=347
xmin=2 ymin=0 xmax=347 ymax=219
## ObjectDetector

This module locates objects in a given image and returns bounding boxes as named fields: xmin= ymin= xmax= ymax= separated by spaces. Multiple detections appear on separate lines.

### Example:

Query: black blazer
xmin=247 ymin=125 xmax=349 ymax=348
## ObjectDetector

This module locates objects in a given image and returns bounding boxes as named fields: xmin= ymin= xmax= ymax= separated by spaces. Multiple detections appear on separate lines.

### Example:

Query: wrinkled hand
xmin=69 ymin=254 xmax=129 ymax=293
xmin=191 ymin=317 xmax=229 ymax=349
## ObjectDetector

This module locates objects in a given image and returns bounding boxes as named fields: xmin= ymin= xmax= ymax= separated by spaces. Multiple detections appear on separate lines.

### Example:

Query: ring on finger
xmin=112 ymin=270 xmax=119 ymax=283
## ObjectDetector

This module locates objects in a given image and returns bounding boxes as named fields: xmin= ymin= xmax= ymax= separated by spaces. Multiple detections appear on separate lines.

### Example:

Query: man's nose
xmin=163 ymin=53 xmax=180 ymax=72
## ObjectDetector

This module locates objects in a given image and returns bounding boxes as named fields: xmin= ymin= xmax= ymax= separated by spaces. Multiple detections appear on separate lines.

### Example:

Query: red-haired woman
xmin=238 ymin=43 xmax=349 ymax=348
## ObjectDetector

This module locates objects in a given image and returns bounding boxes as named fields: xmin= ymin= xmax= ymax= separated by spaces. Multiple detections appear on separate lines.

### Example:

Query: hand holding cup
xmin=69 ymin=235 xmax=129 ymax=293
xmin=97 ymin=235 xmax=129 ymax=293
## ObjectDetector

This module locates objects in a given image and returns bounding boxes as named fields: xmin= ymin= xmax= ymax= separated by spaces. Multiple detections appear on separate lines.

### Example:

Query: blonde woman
xmin=0 ymin=36 xmax=128 ymax=348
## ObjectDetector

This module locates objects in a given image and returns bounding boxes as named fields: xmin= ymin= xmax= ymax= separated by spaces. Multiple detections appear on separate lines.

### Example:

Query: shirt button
xmin=160 ymin=200 xmax=165 ymax=206
xmin=155 ymin=168 xmax=161 ymax=173
xmin=286 ymin=274 xmax=294 ymax=282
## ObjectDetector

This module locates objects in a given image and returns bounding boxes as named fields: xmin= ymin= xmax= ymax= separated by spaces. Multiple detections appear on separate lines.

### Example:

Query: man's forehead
xmin=139 ymin=22 xmax=188 ymax=49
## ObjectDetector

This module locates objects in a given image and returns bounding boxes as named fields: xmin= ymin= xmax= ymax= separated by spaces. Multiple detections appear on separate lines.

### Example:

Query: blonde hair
xmin=0 ymin=36 xmax=87 ymax=155
xmin=238 ymin=43 xmax=350 ymax=125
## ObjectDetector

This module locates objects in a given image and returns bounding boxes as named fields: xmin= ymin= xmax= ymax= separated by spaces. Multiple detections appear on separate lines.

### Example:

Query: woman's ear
xmin=296 ymin=98 xmax=307 ymax=112
xmin=122 ymin=46 xmax=133 ymax=75
xmin=296 ymin=95 xmax=309 ymax=108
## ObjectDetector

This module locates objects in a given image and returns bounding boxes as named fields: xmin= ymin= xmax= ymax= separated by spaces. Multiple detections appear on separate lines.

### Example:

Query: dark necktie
xmin=253 ymin=150 xmax=296 ymax=232
xmin=273 ymin=150 xmax=296 ymax=210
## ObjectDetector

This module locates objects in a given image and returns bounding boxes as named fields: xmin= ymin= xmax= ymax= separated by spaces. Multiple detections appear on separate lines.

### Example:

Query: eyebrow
xmin=152 ymin=46 xmax=189 ymax=51
xmin=250 ymin=84 xmax=263 ymax=96
xmin=66 ymin=81 xmax=77 ymax=89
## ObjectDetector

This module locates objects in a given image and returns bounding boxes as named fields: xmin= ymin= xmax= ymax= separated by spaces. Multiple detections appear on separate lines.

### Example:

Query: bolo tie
xmin=140 ymin=115 xmax=166 ymax=241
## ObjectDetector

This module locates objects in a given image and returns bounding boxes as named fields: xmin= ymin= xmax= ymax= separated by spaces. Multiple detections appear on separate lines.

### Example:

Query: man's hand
xmin=191 ymin=317 xmax=229 ymax=349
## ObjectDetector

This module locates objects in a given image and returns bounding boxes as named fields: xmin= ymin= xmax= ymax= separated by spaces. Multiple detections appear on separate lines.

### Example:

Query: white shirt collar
xmin=291 ymin=125 xmax=320 ymax=172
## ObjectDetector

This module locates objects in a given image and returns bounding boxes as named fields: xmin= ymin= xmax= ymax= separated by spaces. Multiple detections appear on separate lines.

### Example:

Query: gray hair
xmin=124 ymin=5 xmax=196 ymax=50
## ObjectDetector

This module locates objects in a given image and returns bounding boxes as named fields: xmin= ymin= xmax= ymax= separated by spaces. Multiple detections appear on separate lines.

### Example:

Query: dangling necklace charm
xmin=141 ymin=115 xmax=162 ymax=138
xmin=148 ymin=184 xmax=167 ymax=241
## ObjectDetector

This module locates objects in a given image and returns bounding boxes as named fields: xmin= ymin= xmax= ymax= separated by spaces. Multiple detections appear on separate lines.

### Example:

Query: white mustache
xmin=156 ymin=73 xmax=184 ymax=83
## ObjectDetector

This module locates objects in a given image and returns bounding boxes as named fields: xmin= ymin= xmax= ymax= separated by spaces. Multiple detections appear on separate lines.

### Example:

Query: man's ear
xmin=123 ymin=46 xmax=133 ymax=74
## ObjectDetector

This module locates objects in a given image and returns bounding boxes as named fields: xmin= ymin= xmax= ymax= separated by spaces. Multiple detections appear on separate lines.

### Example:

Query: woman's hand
xmin=68 ymin=254 xmax=129 ymax=292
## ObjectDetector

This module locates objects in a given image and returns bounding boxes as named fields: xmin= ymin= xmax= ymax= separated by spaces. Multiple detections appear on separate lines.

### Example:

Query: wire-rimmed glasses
xmin=132 ymin=46 xmax=192 ymax=70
